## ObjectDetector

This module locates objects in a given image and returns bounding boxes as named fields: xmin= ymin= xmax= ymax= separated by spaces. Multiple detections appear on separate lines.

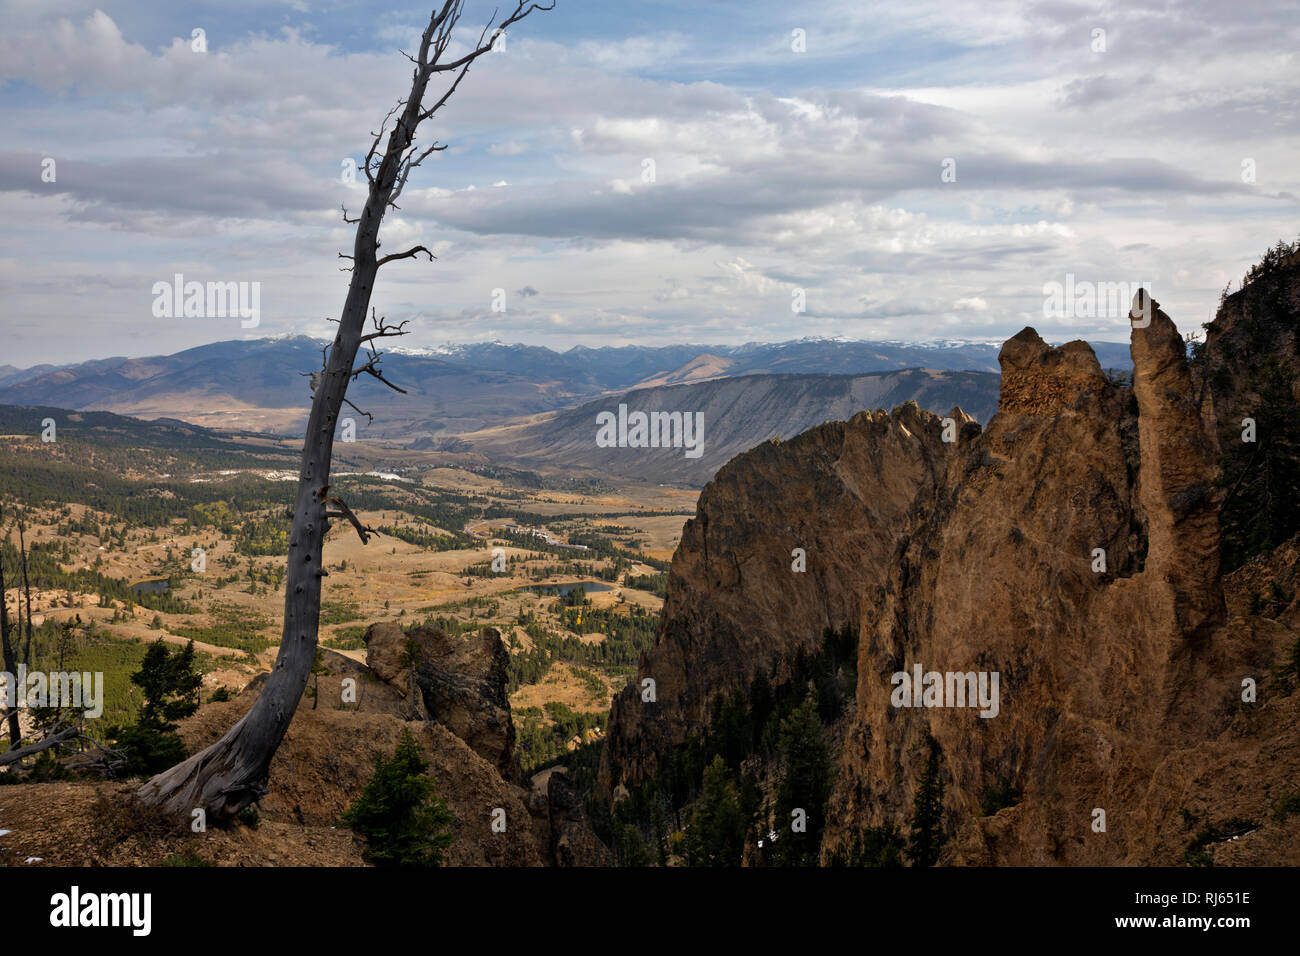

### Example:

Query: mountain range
xmin=0 ymin=335 xmax=1125 ymax=421
xmin=455 ymin=368 xmax=999 ymax=485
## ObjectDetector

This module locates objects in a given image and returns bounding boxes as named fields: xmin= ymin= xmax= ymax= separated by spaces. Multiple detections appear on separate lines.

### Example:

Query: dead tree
xmin=0 ymin=512 xmax=19 ymax=748
xmin=139 ymin=0 xmax=553 ymax=821
xmin=0 ymin=715 xmax=83 ymax=767
xmin=0 ymin=510 xmax=88 ymax=765
xmin=17 ymin=519 xmax=32 ymax=666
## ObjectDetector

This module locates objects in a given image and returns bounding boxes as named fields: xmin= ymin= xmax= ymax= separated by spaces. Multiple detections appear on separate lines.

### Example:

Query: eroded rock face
xmin=1130 ymin=293 xmax=1225 ymax=640
xmin=541 ymin=769 xmax=616 ymax=867
xmin=601 ymin=402 xmax=953 ymax=788
xmin=1198 ymin=250 xmax=1300 ymax=441
xmin=998 ymin=329 xmax=1110 ymax=416
xmin=830 ymin=310 xmax=1234 ymax=865
xmin=362 ymin=621 xmax=412 ymax=688
xmin=365 ymin=622 xmax=518 ymax=780
xmin=603 ymin=295 xmax=1298 ymax=865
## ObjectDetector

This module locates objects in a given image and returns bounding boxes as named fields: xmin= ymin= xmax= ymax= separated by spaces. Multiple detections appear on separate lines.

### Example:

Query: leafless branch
xmin=351 ymin=351 xmax=409 ymax=394
xmin=342 ymin=395 xmax=373 ymax=425
xmin=360 ymin=313 xmax=411 ymax=343
xmin=323 ymin=497 xmax=379 ymax=544
xmin=424 ymin=1 xmax=554 ymax=76
xmin=388 ymin=141 xmax=445 ymax=208
xmin=364 ymin=99 xmax=405 ymax=185
xmin=377 ymin=244 xmax=437 ymax=267
xmin=0 ymin=719 xmax=84 ymax=767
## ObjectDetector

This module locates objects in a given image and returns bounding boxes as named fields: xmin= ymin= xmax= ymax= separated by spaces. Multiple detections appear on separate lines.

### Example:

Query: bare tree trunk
xmin=0 ymin=524 xmax=21 ymax=749
xmin=18 ymin=519 xmax=33 ymax=667
xmin=0 ymin=721 xmax=81 ymax=767
xmin=139 ymin=0 xmax=552 ymax=822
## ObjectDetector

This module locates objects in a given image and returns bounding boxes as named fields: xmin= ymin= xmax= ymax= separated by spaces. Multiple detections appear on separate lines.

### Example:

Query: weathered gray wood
xmin=0 ymin=512 xmax=20 ymax=749
xmin=18 ymin=519 xmax=33 ymax=667
xmin=138 ymin=0 xmax=552 ymax=823
xmin=0 ymin=722 xmax=81 ymax=767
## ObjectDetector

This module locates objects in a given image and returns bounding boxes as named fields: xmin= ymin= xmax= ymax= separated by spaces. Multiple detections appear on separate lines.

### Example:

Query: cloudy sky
xmin=1 ymin=0 xmax=1297 ymax=366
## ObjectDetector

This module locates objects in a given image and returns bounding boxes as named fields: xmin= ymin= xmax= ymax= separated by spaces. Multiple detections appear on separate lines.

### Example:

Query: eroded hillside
xmin=601 ymin=260 xmax=1300 ymax=865
xmin=0 ymin=626 xmax=610 ymax=867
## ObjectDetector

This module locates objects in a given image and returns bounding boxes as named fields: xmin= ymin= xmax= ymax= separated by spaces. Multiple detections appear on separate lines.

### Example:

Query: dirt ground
xmin=510 ymin=659 xmax=615 ymax=714
xmin=0 ymin=781 xmax=366 ymax=867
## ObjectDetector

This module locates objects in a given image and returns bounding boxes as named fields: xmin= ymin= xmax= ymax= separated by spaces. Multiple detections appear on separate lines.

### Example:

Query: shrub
xmin=27 ymin=749 xmax=75 ymax=782
xmin=111 ymin=723 xmax=189 ymax=778
xmin=1273 ymin=792 xmax=1300 ymax=823
xmin=829 ymin=825 xmax=905 ymax=867
xmin=92 ymin=791 xmax=184 ymax=851
xmin=108 ymin=639 xmax=202 ymax=776
xmin=1184 ymin=817 xmax=1259 ymax=867
xmin=161 ymin=852 xmax=212 ymax=867
xmin=341 ymin=729 xmax=454 ymax=866
xmin=980 ymin=776 xmax=1021 ymax=816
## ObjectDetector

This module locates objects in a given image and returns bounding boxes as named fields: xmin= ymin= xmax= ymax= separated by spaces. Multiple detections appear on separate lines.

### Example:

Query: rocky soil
xmin=0 ymin=624 xmax=609 ymax=867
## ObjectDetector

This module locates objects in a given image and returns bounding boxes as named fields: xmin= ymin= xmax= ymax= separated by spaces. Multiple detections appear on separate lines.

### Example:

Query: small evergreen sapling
xmin=342 ymin=729 xmax=454 ymax=866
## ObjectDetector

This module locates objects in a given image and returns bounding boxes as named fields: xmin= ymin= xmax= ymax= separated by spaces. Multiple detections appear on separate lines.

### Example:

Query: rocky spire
xmin=1129 ymin=289 xmax=1225 ymax=638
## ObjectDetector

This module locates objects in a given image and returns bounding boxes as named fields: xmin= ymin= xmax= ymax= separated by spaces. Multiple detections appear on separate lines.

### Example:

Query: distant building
xmin=506 ymin=524 xmax=588 ymax=551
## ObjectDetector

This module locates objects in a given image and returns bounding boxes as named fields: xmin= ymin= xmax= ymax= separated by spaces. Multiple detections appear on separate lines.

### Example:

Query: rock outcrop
xmin=602 ymin=401 xmax=953 ymax=786
xmin=601 ymin=273 xmax=1300 ymax=865
xmin=178 ymin=648 xmax=543 ymax=866
xmin=529 ymin=768 xmax=615 ymax=867
xmin=365 ymin=622 xmax=518 ymax=779
xmin=176 ymin=629 xmax=608 ymax=866
xmin=1198 ymin=245 xmax=1300 ymax=440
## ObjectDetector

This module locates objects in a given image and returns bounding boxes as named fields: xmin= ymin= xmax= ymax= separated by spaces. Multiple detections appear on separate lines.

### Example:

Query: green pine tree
xmin=907 ymin=733 xmax=947 ymax=867
xmin=1218 ymin=358 xmax=1300 ymax=571
xmin=615 ymin=823 xmax=654 ymax=866
xmin=651 ymin=799 xmax=669 ymax=866
xmin=829 ymin=824 xmax=905 ymax=867
xmin=134 ymin=638 xmax=202 ymax=731
xmin=685 ymin=754 xmax=747 ymax=866
xmin=342 ymin=729 xmax=454 ymax=866
xmin=110 ymin=639 xmax=203 ymax=776
xmin=772 ymin=694 xmax=834 ymax=866
xmin=748 ymin=667 xmax=774 ymax=752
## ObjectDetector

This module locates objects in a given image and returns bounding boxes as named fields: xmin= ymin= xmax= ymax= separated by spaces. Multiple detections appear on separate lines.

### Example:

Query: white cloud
xmin=0 ymin=1 xmax=1296 ymax=366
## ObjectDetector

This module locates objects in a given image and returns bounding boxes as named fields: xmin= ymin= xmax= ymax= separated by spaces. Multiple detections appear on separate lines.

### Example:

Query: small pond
xmin=129 ymin=578 xmax=171 ymax=595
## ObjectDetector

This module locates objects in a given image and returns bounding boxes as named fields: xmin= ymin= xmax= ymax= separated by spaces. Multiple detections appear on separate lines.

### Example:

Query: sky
xmin=0 ymin=0 xmax=1297 ymax=366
